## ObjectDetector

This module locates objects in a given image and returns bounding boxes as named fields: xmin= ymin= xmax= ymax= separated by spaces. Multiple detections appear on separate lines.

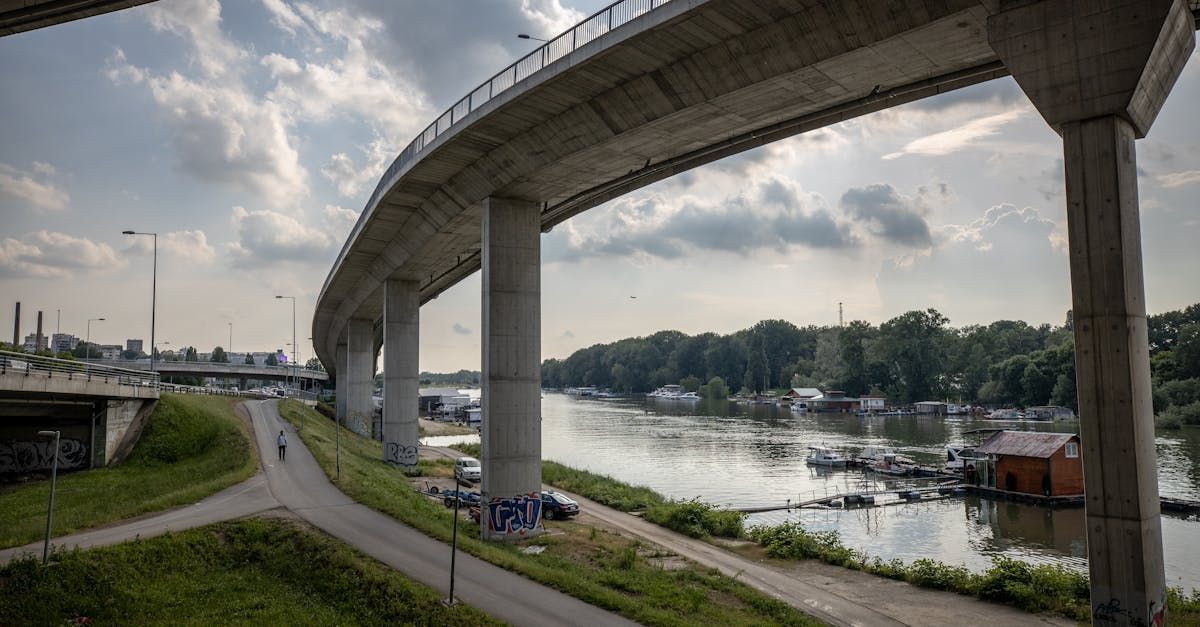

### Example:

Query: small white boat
xmin=806 ymin=445 xmax=848 ymax=467
xmin=944 ymin=445 xmax=980 ymax=472
xmin=677 ymin=391 xmax=701 ymax=400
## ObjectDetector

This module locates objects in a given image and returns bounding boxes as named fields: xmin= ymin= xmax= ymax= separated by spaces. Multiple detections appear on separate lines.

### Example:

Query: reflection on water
xmin=538 ymin=392 xmax=1200 ymax=591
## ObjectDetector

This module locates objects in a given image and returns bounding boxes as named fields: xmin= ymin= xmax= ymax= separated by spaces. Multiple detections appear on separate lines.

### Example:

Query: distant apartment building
xmin=51 ymin=333 xmax=79 ymax=353
xmin=126 ymin=339 xmax=143 ymax=353
xmin=22 ymin=333 xmax=48 ymax=352
xmin=100 ymin=344 xmax=123 ymax=360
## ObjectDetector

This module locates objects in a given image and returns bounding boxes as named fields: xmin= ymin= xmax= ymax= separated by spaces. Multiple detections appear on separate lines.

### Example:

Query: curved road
xmin=3 ymin=400 xmax=635 ymax=627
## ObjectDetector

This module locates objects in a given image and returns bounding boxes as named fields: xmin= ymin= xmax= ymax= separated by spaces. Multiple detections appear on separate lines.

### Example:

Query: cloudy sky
xmin=1 ymin=0 xmax=1198 ymax=372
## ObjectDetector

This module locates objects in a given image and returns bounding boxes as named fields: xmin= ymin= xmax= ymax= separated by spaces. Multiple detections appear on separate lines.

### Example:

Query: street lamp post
xmin=122 ymin=231 xmax=157 ymax=374
xmin=228 ymin=322 xmax=233 ymax=356
xmin=85 ymin=317 xmax=105 ymax=376
xmin=275 ymin=296 xmax=296 ymax=396
xmin=37 ymin=430 xmax=60 ymax=564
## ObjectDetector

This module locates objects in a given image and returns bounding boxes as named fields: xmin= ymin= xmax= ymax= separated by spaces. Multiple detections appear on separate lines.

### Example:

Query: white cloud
xmin=0 ymin=231 xmax=125 ymax=278
xmin=322 ymin=204 xmax=359 ymax=240
xmin=1157 ymin=170 xmax=1200 ymax=188
xmin=321 ymin=136 xmax=393 ymax=198
xmin=141 ymin=0 xmax=244 ymax=79
xmin=883 ymin=110 xmax=1025 ymax=160
xmin=125 ymin=229 xmax=217 ymax=264
xmin=109 ymin=3 xmax=308 ymax=208
xmin=260 ymin=0 xmax=307 ymax=36
xmin=0 ymin=162 xmax=69 ymax=211
xmin=261 ymin=4 xmax=429 ymax=144
xmin=227 ymin=206 xmax=334 ymax=267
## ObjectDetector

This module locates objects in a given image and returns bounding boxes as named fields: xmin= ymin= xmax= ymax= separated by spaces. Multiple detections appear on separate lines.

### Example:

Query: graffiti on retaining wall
xmin=0 ymin=438 xmax=89 ymax=473
xmin=486 ymin=492 xmax=542 ymax=536
xmin=384 ymin=442 xmax=418 ymax=466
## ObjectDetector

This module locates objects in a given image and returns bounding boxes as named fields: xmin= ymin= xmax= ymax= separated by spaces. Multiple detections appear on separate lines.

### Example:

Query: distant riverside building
xmin=51 ymin=333 xmax=79 ymax=353
xmin=22 ymin=333 xmax=48 ymax=352
xmin=859 ymin=396 xmax=886 ymax=412
xmin=100 ymin=344 xmax=123 ymax=360
xmin=126 ymin=339 xmax=143 ymax=353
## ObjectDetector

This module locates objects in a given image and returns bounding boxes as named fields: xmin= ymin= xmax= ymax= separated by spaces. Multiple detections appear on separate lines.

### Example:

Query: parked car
xmin=442 ymin=489 xmax=481 ymax=508
xmin=541 ymin=490 xmax=580 ymax=520
xmin=454 ymin=457 xmax=481 ymax=482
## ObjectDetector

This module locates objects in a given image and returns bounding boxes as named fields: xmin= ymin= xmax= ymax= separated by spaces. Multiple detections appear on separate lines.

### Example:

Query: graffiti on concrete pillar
xmin=0 ymin=438 xmax=88 ymax=474
xmin=384 ymin=442 xmax=418 ymax=466
xmin=486 ymin=492 xmax=542 ymax=536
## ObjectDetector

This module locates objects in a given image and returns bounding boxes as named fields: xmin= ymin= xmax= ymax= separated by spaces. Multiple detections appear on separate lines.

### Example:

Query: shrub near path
xmin=0 ymin=394 xmax=257 ymax=549
xmin=276 ymin=400 xmax=820 ymax=627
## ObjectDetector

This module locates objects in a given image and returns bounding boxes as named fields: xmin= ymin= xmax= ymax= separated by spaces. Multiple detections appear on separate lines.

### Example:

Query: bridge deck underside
xmin=315 ymin=0 xmax=1200 ymax=373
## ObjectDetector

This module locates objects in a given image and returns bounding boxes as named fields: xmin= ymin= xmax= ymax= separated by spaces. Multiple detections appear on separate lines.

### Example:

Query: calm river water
xmin=532 ymin=392 xmax=1200 ymax=591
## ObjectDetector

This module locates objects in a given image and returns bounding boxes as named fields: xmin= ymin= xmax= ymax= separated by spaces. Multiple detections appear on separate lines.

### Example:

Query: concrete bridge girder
xmin=313 ymin=0 xmax=1200 ymax=613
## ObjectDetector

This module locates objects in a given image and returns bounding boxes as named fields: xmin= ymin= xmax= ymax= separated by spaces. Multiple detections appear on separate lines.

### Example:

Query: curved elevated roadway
xmin=315 ymin=0 xmax=1198 ymax=618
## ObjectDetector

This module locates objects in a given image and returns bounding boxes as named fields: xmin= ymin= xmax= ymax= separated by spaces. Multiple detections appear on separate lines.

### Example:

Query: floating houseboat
xmin=963 ymin=431 xmax=1083 ymax=498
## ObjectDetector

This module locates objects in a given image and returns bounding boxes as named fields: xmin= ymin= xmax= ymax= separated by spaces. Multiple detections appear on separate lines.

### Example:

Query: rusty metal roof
xmin=975 ymin=431 xmax=1077 ymax=459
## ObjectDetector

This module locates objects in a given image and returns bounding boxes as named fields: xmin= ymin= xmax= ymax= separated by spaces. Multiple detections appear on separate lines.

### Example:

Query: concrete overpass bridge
xmin=313 ymin=0 xmax=1198 ymax=617
xmin=1 ymin=350 xmax=159 ymax=475
xmin=91 ymin=359 xmax=330 ymax=388
xmin=0 ymin=0 xmax=155 ymax=37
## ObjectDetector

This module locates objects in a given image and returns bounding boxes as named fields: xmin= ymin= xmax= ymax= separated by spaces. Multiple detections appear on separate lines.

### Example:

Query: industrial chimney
xmin=36 ymin=310 xmax=44 ymax=353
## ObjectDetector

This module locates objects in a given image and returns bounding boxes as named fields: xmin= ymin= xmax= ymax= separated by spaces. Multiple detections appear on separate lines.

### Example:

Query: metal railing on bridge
xmin=1 ymin=349 xmax=160 ymax=388
xmin=361 ymin=0 xmax=674 ymax=223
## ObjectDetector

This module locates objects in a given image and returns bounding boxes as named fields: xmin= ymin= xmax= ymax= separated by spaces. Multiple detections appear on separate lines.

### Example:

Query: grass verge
xmin=0 ymin=393 xmax=257 ymax=549
xmin=277 ymin=400 xmax=819 ymax=627
xmin=0 ymin=517 xmax=496 ymax=625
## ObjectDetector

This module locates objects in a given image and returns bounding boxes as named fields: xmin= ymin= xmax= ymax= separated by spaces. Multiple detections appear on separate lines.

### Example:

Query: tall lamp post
xmin=275 ymin=296 xmax=296 ymax=396
xmin=122 ymin=231 xmax=157 ymax=374
xmin=227 ymin=322 xmax=233 ymax=356
xmin=85 ymin=317 xmax=105 ymax=375
xmin=37 ymin=430 xmax=60 ymax=564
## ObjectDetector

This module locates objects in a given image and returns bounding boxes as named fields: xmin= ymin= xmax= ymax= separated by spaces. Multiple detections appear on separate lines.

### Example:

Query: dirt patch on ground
xmin=419 ymin=418 xmax=477 ymax=437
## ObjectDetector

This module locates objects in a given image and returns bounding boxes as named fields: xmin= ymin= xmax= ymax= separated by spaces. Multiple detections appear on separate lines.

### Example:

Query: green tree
xmin=265 ymin=352 xmax=279 ymax=366
xmin=1175 ymin=323 xmax=1200 ymax=379
xmin=245 ymin=353 xmax=256 ymax=365
xmin=877 ymin=309 xmax=950 ymax=403
xmin=211 ymin=346 xmax=229 ymax=363
xmin=184 ymin=347 xmax=199 ymax=362
xmin=679 ymin=375 xmax=702 ymax=392
xmin=700 ymin=376 xmax=729 ymax=399
xmin=838 ymin=321 xmax=873 ymax=396
xmin=1020 ymin=362 xmax=1053 ymax=407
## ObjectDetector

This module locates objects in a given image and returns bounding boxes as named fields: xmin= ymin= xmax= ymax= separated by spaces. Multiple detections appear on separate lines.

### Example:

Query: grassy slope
xmin=276 ymin=400 xmax=820 ymax=627
xmin=0 ymin=393 xmax=257 ymax=548
xmin=0 ymin=518 xmax=496 ymax=626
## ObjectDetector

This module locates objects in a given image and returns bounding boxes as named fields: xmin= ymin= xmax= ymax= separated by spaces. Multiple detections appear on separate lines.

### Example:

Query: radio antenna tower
xmin=838 ymin=302 xmax=844 ymax=327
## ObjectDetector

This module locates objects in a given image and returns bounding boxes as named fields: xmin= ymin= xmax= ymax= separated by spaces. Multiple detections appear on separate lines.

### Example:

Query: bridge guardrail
xmin=361 ymin=0 xmax=674 ymax=224
xmin=0 ymin=349 xmax=161 ymax=388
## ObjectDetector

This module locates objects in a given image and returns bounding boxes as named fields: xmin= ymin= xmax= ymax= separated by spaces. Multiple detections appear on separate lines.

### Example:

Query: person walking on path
xmin=277 ymin=430 xmax=287 ymax=461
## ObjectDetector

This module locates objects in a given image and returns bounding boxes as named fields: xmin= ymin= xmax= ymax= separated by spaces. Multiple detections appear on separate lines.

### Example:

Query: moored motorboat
xmin=806 ymin=445 xmax=849 ymax=467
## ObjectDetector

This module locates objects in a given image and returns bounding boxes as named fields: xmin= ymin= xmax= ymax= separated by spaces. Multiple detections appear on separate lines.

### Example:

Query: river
xmin=527 ymin=392 xmax=1200 ymax=592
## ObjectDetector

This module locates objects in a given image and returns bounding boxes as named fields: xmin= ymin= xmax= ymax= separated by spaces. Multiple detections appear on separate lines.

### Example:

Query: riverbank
xmin=0 ymin=517 xmax=496 ymax=625
xmin=528 ymin=456 xmax=1200 ymax=623
xmin=277 ymin=400 xmax=820 ymax=626
xmin=0 ymin=394 xmax=257 ymax=549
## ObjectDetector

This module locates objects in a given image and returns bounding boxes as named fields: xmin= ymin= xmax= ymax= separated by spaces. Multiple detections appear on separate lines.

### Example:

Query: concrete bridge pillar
xmin=987 ymin=1 xmax=1194 ymax=623
xmin=345 ymin=319 xmax=374 ymax=437
xmin=480 ymin=196 xmax=542 ymax=540
xmin=383 ymin=279 xmax=420 ymax=467
xmin=335 ymin=341 xmax=347 ymax=423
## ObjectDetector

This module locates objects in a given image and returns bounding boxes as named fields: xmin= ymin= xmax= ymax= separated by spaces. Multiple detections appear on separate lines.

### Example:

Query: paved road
xmin=553 ymin=488 xmax=1072 ymax=627
xmin=247 ymin=400 xmax=637 ymax=627
xmin=0 ymin=473 xmax=278 ymax=563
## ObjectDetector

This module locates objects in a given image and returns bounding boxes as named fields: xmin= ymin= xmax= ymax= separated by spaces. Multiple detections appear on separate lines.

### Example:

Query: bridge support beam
xmin=334 ymin=341 xmax=347 ymax=424
xmin=988 ymin=2 xmax=1194 ymax=623
xmin=345 ymin=319 xmax=374 ymax=437
xmin=383 ymin=279 xmax=420 ymax=467
xmin=480 ymin=197 xmax=542 ymax=541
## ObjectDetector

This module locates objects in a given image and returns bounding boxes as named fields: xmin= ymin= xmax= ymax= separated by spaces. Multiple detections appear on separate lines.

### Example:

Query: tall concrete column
xmin=334 ymin=341 xmax=347 ymax=423
xmin=383 ymin=279 xmax=420 ymax=467
xmin=480 ymin=196 xmax=542 ymax=540
xmin=345 ymin=318 xmax=374 ymax=437
xmin=987 ymin=2 xmax=1193 ymax=622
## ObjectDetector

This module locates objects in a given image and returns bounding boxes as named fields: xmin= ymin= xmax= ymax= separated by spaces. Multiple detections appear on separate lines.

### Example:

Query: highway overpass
xmin=0 ymin=0 xmax=155 ymax=37
xmin=90 ymin=359 xmax=330 ymax=387
xmin=312 ymin=0 xmax=1197 ymax=616
xmin=1 ymin=351 xmax=159 ymax=475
